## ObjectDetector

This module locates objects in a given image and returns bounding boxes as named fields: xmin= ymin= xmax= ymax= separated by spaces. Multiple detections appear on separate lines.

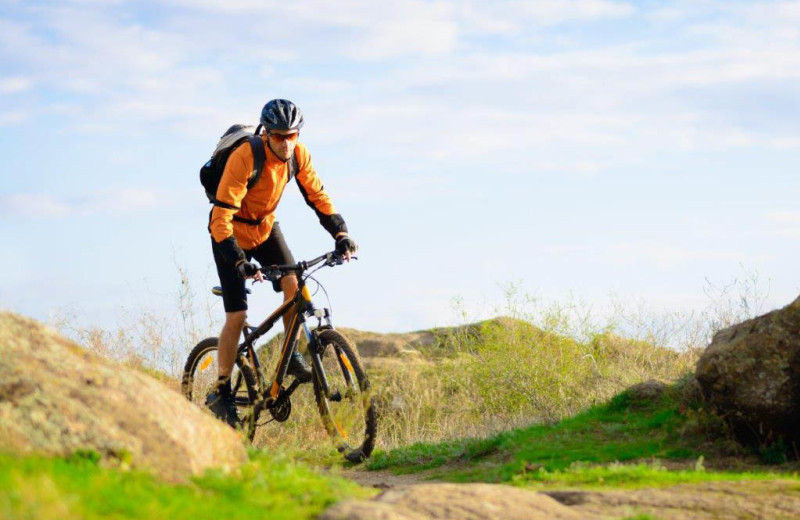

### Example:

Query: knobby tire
xmin=312 ymin=329 xmax=378 ymax=462
xmin=181 ymin=337 xmax=259 ymax=441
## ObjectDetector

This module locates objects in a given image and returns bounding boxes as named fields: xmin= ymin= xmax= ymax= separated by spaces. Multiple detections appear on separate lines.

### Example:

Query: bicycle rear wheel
xmin=181 ymin=337 xmax=259 ymax=441
xmin=312 ymin=329 xmax=377 ymax=462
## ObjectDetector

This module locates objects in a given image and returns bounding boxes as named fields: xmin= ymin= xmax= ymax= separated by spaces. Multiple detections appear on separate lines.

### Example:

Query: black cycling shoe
xmin=287 ymin=351 xmax=313 ymax=383
xmin=205 ymin=384 xmax=241 ymax=429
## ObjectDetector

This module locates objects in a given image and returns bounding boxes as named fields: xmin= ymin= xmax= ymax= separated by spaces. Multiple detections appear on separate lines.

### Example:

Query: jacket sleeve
xmin=209 ymin=143 xmax=252 ymax=260
xmin=294 ymin=145 xmax=348 ymax=238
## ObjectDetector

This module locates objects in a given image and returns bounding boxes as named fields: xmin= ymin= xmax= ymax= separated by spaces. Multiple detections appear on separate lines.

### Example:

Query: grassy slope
xmin=367 ymin=384 xmax=800 ymax=489
xmin=0 ymin=450 xmax=371 ymax=520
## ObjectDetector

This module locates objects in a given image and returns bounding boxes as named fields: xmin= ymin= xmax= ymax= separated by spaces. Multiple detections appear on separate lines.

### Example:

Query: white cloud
xmin=767 ymin=211 xmax=800 ymax=224
xmin=774 ymin=228 xmax=800 ymax=238
xmin=333 ymin=172 xmax=450 ymax=203
xmin=0 ymin=110 xmax=28 ymax=126
xmin=0 ymin=76 xmax=32 ymax=94
xmin=1 ymin=194 xmax=72 ymax=218
xmin=2 ymin=0 xmax=800 ymax=162
xmin=0 ymin=189 xmax=158 ymax=219
xmin=513 ymin=0 xmax=635 ymax=24
xmin=453 ymin=0 xmax=635 ymax=36
xmin=766 ymin=211 xmax=800 ymax=238
xmin=543 ymin=244 xmax=592 ymax=256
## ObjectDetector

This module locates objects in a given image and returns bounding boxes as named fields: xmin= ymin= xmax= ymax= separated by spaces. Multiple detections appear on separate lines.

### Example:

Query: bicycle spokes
xmin=312 ymin=331 xmax=375 ymax=461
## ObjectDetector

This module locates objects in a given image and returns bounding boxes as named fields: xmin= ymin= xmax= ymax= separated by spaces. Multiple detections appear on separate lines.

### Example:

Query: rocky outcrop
xmin=625 ymin=379 xmax=668 ymax=406
xmin=0 ymin=312 xmax=247 ymax=481
xmin=320 ymin=483 xmax=588 ymax=520
xmin=695 ymin=296 xmax=800 ymax=448
xmin=336 ymin=317 xmax=540 ymax=358
xmin=336 ymin=327 xmax=431 ymax=358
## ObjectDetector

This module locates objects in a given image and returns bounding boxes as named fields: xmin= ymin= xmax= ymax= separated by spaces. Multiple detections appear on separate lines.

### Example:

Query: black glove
xmin=335 ymin=235 xmax=358 ymax=254
xmin=236 ymin=260 xmax=259 ymax=279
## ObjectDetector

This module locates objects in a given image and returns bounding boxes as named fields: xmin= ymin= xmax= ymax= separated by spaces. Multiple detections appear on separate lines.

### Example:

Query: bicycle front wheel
xmin=312 ymin=329 xmax=377 ymax=462
xmin=181 ymin=337 xmax=259 ymax=441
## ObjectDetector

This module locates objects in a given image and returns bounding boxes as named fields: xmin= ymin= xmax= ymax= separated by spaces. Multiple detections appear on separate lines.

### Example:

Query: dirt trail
xmin=339 ymin=468 xmax=800 ymax=519
xmin=340 ymin=467 xmax=433 ymax=489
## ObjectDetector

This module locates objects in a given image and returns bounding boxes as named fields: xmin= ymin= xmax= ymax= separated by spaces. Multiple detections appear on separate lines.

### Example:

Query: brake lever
xmin=334 ymin=254 xmax=357 ymax=265
xmin=325 ymin=252 xmax=358 ymax=267
xmin=260 ymin=267 xmax=282 ymax=281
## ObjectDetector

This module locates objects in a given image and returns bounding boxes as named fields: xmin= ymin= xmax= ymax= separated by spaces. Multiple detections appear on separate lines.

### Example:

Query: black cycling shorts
xmin=211 ymin=221 xmax=296 ymax=313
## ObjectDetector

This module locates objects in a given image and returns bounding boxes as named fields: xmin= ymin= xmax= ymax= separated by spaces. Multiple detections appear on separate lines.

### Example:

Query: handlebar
xmin=210 ymin=250 xmax=353 ymax=297
xmin=257 ymin=250 xmax=354 ymax=282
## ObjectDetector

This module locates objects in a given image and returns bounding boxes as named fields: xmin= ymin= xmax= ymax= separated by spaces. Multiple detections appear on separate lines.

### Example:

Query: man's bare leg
xmin=218 ymin=310 xmax=246 ymax=378
xmin=280 ymin=275 xmax=299 ymax=332
xmin=206 ymin=309 xmax=246 ymax=427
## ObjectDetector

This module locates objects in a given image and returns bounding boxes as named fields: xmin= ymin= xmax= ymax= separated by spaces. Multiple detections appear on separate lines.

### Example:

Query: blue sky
xmin=1 ymin=0 xmax=799 ymax=340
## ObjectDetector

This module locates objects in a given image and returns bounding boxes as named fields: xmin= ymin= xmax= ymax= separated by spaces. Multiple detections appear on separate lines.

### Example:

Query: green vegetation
xmin=57 ymin=279 xmax=758 ymax=457
xmin=367 ymin=312 xmax=700 ymax=451
xmin=368 ymin=382 xmax=800 ymax=489
xmin=0 ymin=450 xmax=371 ymax=520
xmin=33 ymin=273 xmax=790 ymax=515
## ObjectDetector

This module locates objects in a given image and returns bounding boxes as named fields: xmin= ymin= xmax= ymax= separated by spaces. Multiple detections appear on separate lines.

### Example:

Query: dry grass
xmin=46 ymin=268 xmax=770 ymax=456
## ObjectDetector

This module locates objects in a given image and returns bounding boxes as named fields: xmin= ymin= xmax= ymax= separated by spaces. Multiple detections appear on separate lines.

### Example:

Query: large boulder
xmin=695 ymin=296 xmax=800 ymax=447
xmin=320 ymin=483 xmax=589 ymax=520
xmin=0 ymin=312 xmax=247 ymax=481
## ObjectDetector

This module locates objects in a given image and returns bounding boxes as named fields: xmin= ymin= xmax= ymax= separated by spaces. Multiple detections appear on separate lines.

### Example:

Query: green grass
xmin=367 ymin=384 xmax=800 ymax=489
xmin=512 ymin=461 xmax=793 ymax=488
xmin=0 ymin=449 xmax=371 ymax=520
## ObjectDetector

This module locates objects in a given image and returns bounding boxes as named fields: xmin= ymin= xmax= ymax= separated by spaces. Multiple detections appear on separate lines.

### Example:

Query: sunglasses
xmin=269 ymin=132 xmax=299 ymax=142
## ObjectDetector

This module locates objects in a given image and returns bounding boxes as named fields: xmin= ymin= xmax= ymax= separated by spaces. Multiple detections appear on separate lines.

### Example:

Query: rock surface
xmin=340 ymin=470 xmax=800 ymax=520
xmin=0 ymin=312 xmax=247 ymax=481
xmin=695 ymin=296 xmax=800 ymax=446
xmin=336 ymin=327 xmax=433 ymax=358
xmin=320 ymin=483 xmax=589 ymax=520
xmin=546 ymin=479 xmax=800 ymax=520
xmin=625 ymin=379 xmax=668 ymax=405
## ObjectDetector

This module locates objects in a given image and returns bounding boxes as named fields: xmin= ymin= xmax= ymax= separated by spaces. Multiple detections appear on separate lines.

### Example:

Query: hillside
xmin=3 ymin=311 xmax=800 ymax=519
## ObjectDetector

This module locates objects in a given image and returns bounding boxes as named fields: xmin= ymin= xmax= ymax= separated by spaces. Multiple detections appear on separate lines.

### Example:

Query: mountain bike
xmin=181 ymin=251 xmax=377 ymax=463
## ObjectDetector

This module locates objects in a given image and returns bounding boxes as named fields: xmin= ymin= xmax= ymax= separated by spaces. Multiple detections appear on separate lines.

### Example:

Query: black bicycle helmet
xmin=260 ymin=99 xmax=304 ymax=131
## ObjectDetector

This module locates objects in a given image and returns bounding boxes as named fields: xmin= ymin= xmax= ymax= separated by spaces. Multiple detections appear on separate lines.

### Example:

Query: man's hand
xmin=236 ymin=260 xmax=264 ymax=282
xmin=335 ymin=233 xmax=358 ymax=261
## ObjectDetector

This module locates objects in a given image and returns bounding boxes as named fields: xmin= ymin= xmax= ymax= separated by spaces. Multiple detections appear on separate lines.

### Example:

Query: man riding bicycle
xmin=207 ymin=98 xmax=357 ymax=428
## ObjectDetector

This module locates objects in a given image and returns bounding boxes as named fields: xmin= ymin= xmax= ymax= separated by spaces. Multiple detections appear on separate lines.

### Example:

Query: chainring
xmin=269 ymin=394 xmax=292 ymax=422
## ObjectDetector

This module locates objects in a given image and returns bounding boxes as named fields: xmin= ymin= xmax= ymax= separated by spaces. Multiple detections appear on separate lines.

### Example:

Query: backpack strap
xmin=210 ymin=137 xmax=263 ymax=211
xmin=233 ymin=214 xmax=264 ymax=226
xmin=288 ymin=147 xmax=299 ymax=182
xmin=247 ymin=135 xmax=266 ymax=189
xmin=213 ymin=199 xmax=239 ymax=211
xmin=228 ymin=136 xmax=267 ymax=226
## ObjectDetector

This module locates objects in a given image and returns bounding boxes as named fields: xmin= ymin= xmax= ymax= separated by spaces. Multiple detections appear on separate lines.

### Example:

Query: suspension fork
xmin=308 ymin=328 xmax=332 ymax=398
xmin=294 ymin=277 xmax=333 ymax=398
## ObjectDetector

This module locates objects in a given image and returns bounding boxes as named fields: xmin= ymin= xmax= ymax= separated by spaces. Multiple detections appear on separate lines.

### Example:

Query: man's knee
xmin=281 ymin=275 xmax=298 ymax=298
xmin=224 ymin=310 xmax=247 ymax=329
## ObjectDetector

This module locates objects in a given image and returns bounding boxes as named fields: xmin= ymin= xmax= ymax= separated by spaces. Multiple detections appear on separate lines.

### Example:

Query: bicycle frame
xmin=191 ymin=250 xmax=375 ymax=458
xmin=235 ymin=265 xmax=334 ymax=412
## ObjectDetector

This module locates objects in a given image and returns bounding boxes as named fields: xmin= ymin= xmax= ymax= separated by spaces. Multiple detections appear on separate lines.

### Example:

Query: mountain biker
xmin=206 ymin=98 xmax=358 ymax=428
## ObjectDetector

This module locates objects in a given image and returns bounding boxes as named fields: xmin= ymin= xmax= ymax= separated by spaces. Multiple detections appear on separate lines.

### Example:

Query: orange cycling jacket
xmin=209 ymin=135 xmax=347 ymax=255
